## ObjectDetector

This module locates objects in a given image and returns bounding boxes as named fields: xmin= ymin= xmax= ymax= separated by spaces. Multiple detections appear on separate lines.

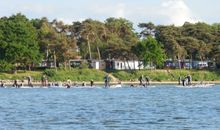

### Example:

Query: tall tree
xmin=104 ymin=18 xmax=138 ymax=60
xmin=0 ymin=13 xmax=41 ymax=71
xmin=138 ymin=22 xmax=156 ymax=38
xmin=133 ymin=36 xmax=166 ymax=67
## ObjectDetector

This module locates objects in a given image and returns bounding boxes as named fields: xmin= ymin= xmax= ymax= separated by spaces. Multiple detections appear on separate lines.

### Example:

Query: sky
xmin=0 ymin=0 xmax=220 ymax=27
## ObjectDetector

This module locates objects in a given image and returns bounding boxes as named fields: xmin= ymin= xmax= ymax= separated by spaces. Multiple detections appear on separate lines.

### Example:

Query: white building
xmin=111 ymin=60 xmax=155 ymax=70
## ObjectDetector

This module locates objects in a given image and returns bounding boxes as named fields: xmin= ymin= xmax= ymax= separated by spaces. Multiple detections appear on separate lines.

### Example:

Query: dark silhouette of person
xmin=145 ymin=76 xmax=150 ymax=86
xmin=104 ymin=74 xmax=110 ymax=87
xmin=13 ymin=79 xmax=18 ymax=88
xmin=27 ymin=76 xmax=33 ymax=87
xmin=139 ymin=75 xmax=144 ymax=86
xmin=178 ymin=76 xmax=182 ymax=85
xmin=90 ymin=80 xmax=94 ymax=87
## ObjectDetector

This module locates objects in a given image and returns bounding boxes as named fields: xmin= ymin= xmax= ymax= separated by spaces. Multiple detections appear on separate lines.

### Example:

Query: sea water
xmin=0 ymin=85 xmax=220 ymax=130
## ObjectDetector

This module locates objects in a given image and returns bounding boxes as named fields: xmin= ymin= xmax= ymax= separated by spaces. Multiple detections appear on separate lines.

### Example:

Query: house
xmin=69 ymin=59 xmax=83 ymax=68
xmin=69 ymin=59 xmax=155 ymax=70
xmin=88 ymin=60 xmax=106 ymax=70
xmin=39 ymin=60 xmax=55 ymax=68
xmin=69 ymin=59 xmax=105 ymax=70
xmin=164 ymin=59 xmax=216 ymax=69
xmin=105 ymin=60 xmax=155 ymax=70
xmin=192 ymin=60 xmax=216 ymax=69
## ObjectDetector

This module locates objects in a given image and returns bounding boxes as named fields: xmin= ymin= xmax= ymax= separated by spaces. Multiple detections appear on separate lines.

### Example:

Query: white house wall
xmin=113 ymin=61 xmax=147 ymax=70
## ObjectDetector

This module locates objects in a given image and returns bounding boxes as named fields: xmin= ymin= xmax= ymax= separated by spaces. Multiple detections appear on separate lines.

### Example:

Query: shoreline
xmin=1 ymin=80 xmax=219 ymax=86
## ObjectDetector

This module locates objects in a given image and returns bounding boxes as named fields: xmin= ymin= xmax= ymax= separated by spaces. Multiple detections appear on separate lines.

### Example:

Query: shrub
xmin=43 ymin=69 xmax=56 ymax=77
xmin=0 ymin=60 xmax=14 ymax=72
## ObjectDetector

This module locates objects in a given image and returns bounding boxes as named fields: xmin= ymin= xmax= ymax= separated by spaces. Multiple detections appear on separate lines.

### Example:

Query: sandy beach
xmin=1 ymin=80 xmax=220 ymax=86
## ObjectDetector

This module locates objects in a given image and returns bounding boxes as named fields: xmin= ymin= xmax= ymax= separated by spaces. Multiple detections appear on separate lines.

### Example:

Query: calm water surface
xmin=0 ymin=85 xmax=220 ymax=130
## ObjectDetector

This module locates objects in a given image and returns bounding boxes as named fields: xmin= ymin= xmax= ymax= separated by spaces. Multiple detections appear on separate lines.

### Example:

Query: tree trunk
xmin=64 ymin=61 xmax=67 ymax=70
xmin=54 ymin=50 xmax=57 ymax=72
xmin=87 ymin=35 xmax=92 ymax=60
xmin=46 ymin=47 xmax=49 ymax=67
xmin=96 ymin=46 xmax=101 ymax=60
xmin=178 ymin=54 xmax=181 ymax=69
xmin=190 ymin=54 xmax=193 ymax=70
xmin=28 ymin=65 xmax=31 ymax=71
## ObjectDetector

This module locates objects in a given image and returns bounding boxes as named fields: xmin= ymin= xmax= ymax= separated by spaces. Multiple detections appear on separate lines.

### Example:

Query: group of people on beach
xmin=178 ymin=74 xmax=192 ymax=86
xmin=138 ymin=75 xmax=150 ymax=87
xmin=13 ymin=76 xmax=34 ymax=88
xmin=0 ymin=73 xmax=195 ymax=88
xmin=0 ymin=74 xmax=150 ymax=88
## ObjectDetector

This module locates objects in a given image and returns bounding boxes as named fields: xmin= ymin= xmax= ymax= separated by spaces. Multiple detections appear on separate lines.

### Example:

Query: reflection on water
xmin=0 ymin=85 xmax=220 ymax=130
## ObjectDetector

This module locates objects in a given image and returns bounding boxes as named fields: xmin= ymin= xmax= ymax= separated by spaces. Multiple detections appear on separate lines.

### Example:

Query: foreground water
xmin=0 ymin=85 xmax=220 ymax=130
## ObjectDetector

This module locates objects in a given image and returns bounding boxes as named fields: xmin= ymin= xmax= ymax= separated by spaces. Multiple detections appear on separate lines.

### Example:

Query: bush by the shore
xmin=0 ymin=69 xmax=108 ymax=82
xmin=0 ymin=69 xmax=220 ymax=82
xmin=112 ymin=69 xmax=220 ymax=81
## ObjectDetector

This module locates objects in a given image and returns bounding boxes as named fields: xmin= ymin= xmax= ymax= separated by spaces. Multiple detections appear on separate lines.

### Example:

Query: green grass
xmin=0 ymin=70 xmax=42 ymax=80
xmin=1 ymin=69 xmax=220 ymax=82
xmin=47 ymin=68 xmax=107 ymax=81
xmin=111 ymin=69 xmax=220 ymax=81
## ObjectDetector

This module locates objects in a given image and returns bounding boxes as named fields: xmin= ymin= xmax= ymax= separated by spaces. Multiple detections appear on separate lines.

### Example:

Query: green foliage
xmin=111 ymin=69 xmax=220 ymax=81
xmin=112 ymin=71 xmax=136 ymax=81
xmin=0 ymin=71 xmax=42 ymax=80
xmin=0 ymin=60 xmax=13 ymax=72
xmin=0 ymin=69 xmax=220 ymax=82
xmin=80 ymin=61 xmax=89 ymax=69
xmin=43 ymin=69 xmax=56 ymax=77
xmin=0 ymin=13 xmax=41 ymax=70
xmin=133 ymin=36 xmax=166 ymax=67
xmin=46 ymin=69 xmax=107 ymax=81
xmin=1 ymin=13 xmax=220 ymax=71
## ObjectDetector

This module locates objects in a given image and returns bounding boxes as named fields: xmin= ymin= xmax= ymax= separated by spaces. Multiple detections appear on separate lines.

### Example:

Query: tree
xmin=155 ymin=25 xmax=186 ymax=60
xmin=138 ymin=22 xmax=156 ymax=38
xmin=133 ymin=36 xmax=166 ymax=67
xmin=32 ymin=18 xmax=77 ymax=69
xmin=0 ymin=13 xmax=41 ymax=71
xmin=79 ymin=19 xmax=107 ymax=60
xmin=104 ymin=18 xmax=138 ymax=60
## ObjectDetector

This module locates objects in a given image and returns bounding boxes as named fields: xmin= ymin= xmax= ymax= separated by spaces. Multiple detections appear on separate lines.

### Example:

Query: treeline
xmin=0 ymin=13 xmax=220 ymax=71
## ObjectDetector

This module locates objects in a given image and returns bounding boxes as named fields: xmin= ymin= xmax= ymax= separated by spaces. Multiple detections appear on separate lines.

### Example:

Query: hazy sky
xmin=0 ymin=0 xmax=220 ymax=27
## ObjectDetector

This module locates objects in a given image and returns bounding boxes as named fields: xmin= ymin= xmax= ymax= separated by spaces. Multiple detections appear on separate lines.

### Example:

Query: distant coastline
xmin=1 ymin=80 xmax=219 ymax=87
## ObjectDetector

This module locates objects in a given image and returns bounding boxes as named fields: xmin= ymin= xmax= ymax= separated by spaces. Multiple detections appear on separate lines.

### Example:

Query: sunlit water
xmin=0 ymin=85 xmax=220 ymax=130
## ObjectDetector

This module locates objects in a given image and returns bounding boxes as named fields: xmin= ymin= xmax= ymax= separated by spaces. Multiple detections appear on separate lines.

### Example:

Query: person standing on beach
xmin=27 ymin=76 xmax=33 ymax=87
xmin=0 ymin=80 xmax=4 ymax=87
xmin=41 ymin=75 xmax=47 ymax=87
xmin=187 ymin=74 xmax=192 ymax=85
xmin=82 ymin=81 xmax=86 ymax=86
xmin=104 ymin=74 xmax=110 ymax=87
xmin=145 ymin=76 xmax=150 ymax=86
xmin=66 ymin=78 xmax=71 ymax=88
xmin=178 ymin=76 xmax=182 ymax=85
xmin=13 ymin=79 xmax=18 ymax=88
xmin=90 ymin=79 xmax=94 ymax=87
xmin=141 ymin=75 xmax=146 ymax=87
xmin=139 ymin=75 xmax=144 ymax=86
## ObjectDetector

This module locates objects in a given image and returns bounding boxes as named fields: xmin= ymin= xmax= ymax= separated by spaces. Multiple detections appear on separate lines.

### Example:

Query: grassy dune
xmin=0 ymin=69 xmax=220 ymax=82
xmin=112 ymin=69 xmax=220 ymax=81
xmin=0 ymin=69 xmax=108 ymax=82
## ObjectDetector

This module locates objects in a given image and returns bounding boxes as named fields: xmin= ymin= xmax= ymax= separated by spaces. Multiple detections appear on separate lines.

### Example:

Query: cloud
xmin=87 ymin=0 xmax=200 ymax=26
xmin=0 ymin=0 xmax=202 ymax=27
xmin=88 ymin=3 xmax=127 ymax=19
xmin=115 ymin=3 xmax=126 ymax=18
xmin=160 ymin=0 xmax=199 ymax=26
xmin=21 ymin=4 xmax=55 ymax=14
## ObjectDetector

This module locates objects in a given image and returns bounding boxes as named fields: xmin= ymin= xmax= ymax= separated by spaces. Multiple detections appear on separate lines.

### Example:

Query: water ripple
xmin=0 ymin=86 xmax=220 ymax=129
